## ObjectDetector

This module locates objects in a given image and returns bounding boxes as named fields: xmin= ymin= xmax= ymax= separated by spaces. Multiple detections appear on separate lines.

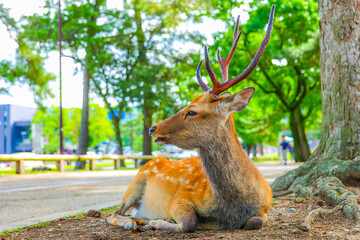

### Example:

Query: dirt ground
xmin=2 ymin=196 xmax=360 ymax=240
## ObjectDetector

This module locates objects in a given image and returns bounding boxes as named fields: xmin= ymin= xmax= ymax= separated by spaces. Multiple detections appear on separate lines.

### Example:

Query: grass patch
xmin=252 ymin=154 xmax=280 ymax=162
xmin=0 ymin=220 xmax=56 ymax=237
xmin=99 ymin=205 xmax=119 ymax=214
xmin=0 ymin=205 xmax=119 ymax=237
xmin=0 ymin=205 xmax=120 ymax=237
xmin=0 ymin=169 xmax=61 ymax=176
xmin=62 ymin=212 xmax=85 ymax=220
xmin=0 ymin=165 xmax=138 ymax=176
xmin=0 ymin=227 xmax=23 ymax=237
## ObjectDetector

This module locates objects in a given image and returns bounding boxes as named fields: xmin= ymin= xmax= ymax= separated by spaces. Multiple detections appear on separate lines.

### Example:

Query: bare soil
xmin=2 ymin=196 xmax=359 ymax=240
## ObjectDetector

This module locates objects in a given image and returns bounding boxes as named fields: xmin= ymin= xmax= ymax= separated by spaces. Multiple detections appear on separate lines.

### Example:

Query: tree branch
xmin=303 ymin=108 xmax=313 ymax=120
xmin=258 ymin=63 xmax=290 ymax=109
xmin=290 ymin=65 xmax=307 ymax=110
xmin=248 ymin=78 xmax=278 ymax=94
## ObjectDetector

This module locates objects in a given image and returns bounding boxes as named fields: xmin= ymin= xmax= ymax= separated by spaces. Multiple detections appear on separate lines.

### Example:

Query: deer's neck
xmin=198 ymin=117 xmax=251 ymax=203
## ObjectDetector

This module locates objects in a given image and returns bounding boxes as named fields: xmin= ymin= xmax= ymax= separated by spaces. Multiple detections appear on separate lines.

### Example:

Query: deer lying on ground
xmin=108 ymin=5 xmax=275 ymax=232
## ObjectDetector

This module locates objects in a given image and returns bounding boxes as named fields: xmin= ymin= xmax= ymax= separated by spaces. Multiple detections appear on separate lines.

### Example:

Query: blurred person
xmin=279 ymin=136 xmax=289 ymax=165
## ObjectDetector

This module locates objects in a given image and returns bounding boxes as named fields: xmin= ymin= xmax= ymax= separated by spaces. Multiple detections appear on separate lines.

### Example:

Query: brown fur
xmin=108 ymin=90 xmax=272 ymax=232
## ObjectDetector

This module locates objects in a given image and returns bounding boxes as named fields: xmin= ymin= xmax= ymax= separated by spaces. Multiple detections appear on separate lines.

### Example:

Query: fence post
xmin=56 ymin=160 xmax=65 ymax=172
xmin=114 ymin=160 xmax=120 ymax=170
xmin=135 ymin=159 xmax=140 ymax=169
xmin=16 ymin=160 xmax=25 ymax=174
xmin=89 ymin=159 xmax=95 ymax=171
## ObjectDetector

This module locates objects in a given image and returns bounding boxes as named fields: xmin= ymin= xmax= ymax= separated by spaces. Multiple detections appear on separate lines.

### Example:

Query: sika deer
xmin=108 ymin=5 xmax=275 ymax=232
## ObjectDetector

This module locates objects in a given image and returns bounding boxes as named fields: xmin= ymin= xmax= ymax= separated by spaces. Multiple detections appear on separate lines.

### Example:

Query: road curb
xmin=0 ymin=201 xmax=120 ymax=233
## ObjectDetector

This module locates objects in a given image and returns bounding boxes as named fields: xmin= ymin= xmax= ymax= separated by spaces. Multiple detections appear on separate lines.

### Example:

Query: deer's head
xmin=150 ymin=5 xmax=275 ymax=150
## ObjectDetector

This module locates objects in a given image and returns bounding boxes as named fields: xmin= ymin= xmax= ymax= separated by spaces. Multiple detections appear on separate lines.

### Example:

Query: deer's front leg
xmin=107 ymin=171 xmax=147 ymax=229
xmin=149 ymin=199 xmax=198 ymax=232
xmin=108 ymin=214 xmax=138 ymax=229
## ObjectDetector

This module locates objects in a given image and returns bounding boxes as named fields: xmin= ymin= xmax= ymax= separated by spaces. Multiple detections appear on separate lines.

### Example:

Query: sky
xmin=0 ymin=0 xmax=250 ymax=109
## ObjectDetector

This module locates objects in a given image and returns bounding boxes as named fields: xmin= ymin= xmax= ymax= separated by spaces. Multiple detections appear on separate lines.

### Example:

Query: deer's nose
xmin=149 ymin=126 xmax=157 ymax=136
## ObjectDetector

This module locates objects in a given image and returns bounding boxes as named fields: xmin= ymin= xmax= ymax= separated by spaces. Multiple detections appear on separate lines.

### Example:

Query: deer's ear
xmin=221 ymin=87 xmax=255 ymax=113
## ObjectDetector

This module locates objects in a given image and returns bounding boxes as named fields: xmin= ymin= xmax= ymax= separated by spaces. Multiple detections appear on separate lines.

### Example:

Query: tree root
xmin=271 ymin=157 xmax=360 ymax=221
xmin=300 ymin=204 xmax=344 ymax=232
xmin=272 ymin=189 xmax=294 ymax=198
xmin=313 ymin=177 xmax=359 ymax=220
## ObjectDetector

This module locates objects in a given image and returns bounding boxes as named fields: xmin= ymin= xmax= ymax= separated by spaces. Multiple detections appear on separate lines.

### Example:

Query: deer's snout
xmin=149 ymin=126 xmax=157 ymax=136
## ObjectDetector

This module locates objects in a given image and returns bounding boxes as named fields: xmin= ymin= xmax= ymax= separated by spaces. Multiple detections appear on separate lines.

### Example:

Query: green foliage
xmin=120 ymin=113 xmax=163 ymax=153
xmin=88 ymin=104 xmax=115 ymax=148
xmin=1 ymin=0 xmax=323 ymax=151
xmin=32 ymin=104 xmax=114 ymax=153
xmin=0 ymin=4 xmax=56 ymax=104
xmin=206 ymin=0 xmax=321 ymax=146
xmin=17 ymin=0 xmax=211 ymax=154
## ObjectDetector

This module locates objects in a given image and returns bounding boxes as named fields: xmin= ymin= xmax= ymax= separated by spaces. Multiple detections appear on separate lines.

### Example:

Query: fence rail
xmin=0 ymin=154 xmax=172 ymax=174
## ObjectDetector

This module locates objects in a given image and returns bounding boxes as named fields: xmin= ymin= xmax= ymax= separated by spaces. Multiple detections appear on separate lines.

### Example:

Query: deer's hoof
xmin=123 ymin=220 xmax=137 ymax=230
xmin=107 ymin=214 xmax=137 ymax=230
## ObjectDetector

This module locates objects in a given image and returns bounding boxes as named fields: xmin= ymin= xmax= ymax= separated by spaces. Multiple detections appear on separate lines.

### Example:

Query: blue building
xmin=0 ymin=104 xmax=36 ymax=154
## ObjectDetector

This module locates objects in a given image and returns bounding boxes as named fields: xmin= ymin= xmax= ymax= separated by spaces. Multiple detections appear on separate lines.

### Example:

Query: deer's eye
xmin=186 ymin=111 xmax=198 ymax=117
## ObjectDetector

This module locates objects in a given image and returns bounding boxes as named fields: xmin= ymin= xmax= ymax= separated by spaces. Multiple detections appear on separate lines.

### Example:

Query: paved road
xmin=0 ymin=162 xmax=300 ymax=232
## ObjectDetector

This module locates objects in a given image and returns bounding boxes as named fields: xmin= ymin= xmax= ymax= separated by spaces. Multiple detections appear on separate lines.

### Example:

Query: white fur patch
xmin=132 ymin=201 xmax=159 ymax=219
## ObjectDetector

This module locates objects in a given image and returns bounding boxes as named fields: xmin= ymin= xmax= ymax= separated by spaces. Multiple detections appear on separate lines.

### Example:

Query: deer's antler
xmin=196 ymin=5 xmax=275 ymax=95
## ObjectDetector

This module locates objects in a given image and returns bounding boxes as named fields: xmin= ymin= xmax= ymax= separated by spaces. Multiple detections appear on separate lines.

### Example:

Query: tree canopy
xmin=0 ymin=0 xmax=325 ymax=160
xmin=0 ymin=4 xmax=56 ymax=105
xmin=32 ymin=103 xmax=114 ymax=154
xmin=204 ymin=0 xmax=321 ymax=161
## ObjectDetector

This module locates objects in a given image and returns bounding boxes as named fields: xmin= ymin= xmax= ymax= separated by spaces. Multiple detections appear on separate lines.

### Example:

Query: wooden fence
xmin=0 ymin=154 xmax=167 ymax=174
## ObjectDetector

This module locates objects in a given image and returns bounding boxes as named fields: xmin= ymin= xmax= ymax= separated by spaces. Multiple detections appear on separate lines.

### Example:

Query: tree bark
xmin=246 ymin=144 xmax=253 ymax=157
xmin=317 ymin=0 xmax=360 ymax=160
xmin=76 ymin=66 xmax=90 ymax=169
xmin=112 ymin=110 xmax=125 ymax=168
xmin=141 ymin=101 xmax=153 ymax=165
xmin=289 ymin=107 xmax=311 ymax=162
xmin=271 ymin=0 xmax=360 ymax=221
xmin=134 ymin=4 xmax=154 ymax=166
xmin=112 ymin=117 xmax=123 ymax=155
xmin=259 ymin=144 xmax=264 ymax=156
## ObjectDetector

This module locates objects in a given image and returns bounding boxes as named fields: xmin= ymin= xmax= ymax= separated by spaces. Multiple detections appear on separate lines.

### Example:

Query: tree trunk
xmin=316 ymin=2 xmax=360 ymax=160
xmin=129 ymin=120 xmax=134 ymax=152
xmin=141 ymin=101 xmax=153 ymax=166
xmin=289 ymin=107 xmax=311 ymax=162
xmin=134 ymin=4 xmax=154 ymax=166
xmin=113 ymin=117 xmax=123 ymax=155
xmin=259 ymin=144 xmax=264 ymax=156
xmin=271 ymin=0 xmax=360 ymax=222
xmin=246 ymin=144 xmax=253 ymax=157
xmin=112 ymin=115 xmax=125 ymax=168
xmin=76 ymin=66 xmax=90 ymax=169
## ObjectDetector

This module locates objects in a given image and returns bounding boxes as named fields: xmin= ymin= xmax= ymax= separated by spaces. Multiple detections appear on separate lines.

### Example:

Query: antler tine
xmin=217 ymin=15 xmax=242 ymax=83
xmin=212 ymin=5 xmax=275 ymax=95
xmin=204 ymin=46 xmax=220 ymax=89
xmin=196 ymin=60 xmax=211 ymax=92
